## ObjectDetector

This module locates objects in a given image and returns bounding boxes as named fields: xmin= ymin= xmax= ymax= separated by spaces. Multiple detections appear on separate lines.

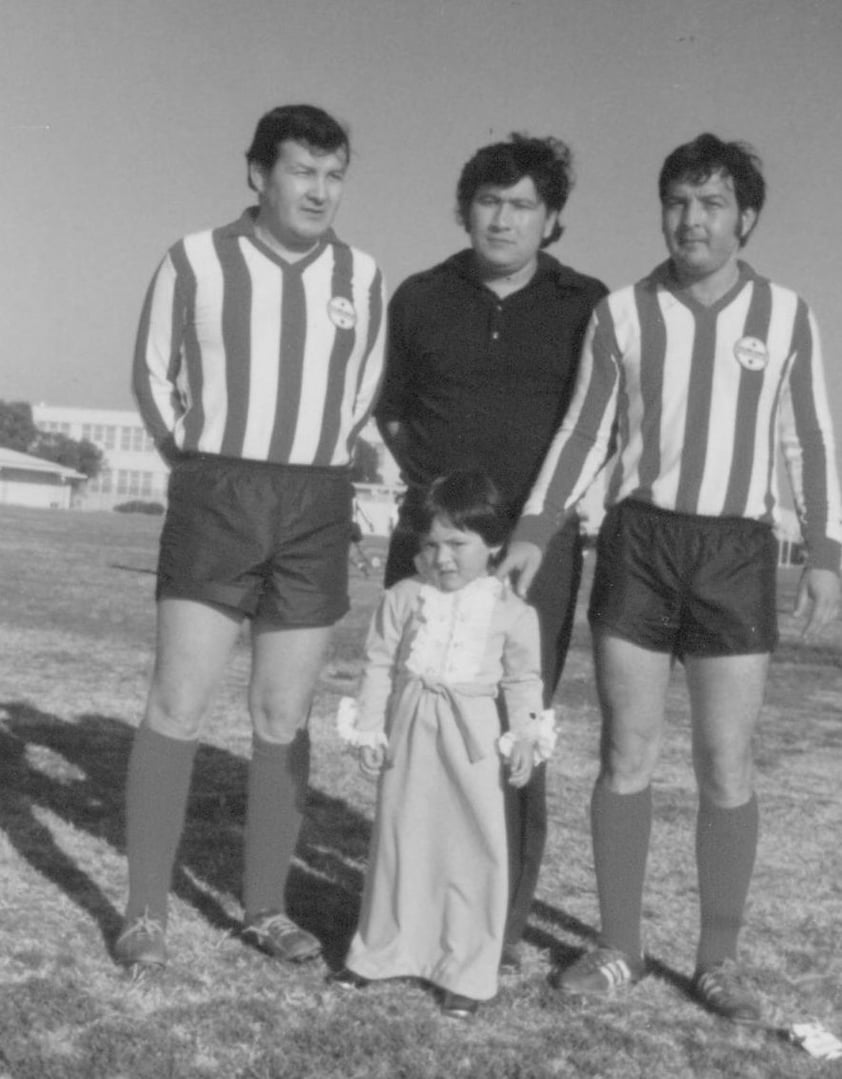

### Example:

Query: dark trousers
xmin=385 ymin=510 xmax=584 ymax=946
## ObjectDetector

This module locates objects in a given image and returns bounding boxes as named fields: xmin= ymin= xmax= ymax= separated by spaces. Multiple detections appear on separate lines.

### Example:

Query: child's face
xmin=418 ymin=517 xmax=498 ymax=592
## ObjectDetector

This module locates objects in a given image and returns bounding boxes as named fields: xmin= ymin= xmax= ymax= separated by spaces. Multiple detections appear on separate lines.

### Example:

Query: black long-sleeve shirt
xmin=375 ymin=249 xmax=607 ymax=516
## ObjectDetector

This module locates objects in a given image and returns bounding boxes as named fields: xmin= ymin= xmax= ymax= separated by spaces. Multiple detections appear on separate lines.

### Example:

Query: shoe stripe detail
xmin=602 ymin=958 xmax=634 ymax=987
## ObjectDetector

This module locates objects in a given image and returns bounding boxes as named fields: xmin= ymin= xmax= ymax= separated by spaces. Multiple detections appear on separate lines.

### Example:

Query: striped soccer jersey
xmin=133 ymin=209 xmax=386 ymax=468
xmin=516 ymin=261 xmax=842 ymax=572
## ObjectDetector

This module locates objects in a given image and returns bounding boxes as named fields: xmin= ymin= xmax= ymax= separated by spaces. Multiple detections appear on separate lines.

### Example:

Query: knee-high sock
xmin=591 ymin=782 xmax=652 ymax=957
xmin=125 ymin=725 xmax=197 ymax=925
xmin=695 ymin=794 xmax=758 ymax=971
xmin=243 ymin=729 xmax=310 ymax=920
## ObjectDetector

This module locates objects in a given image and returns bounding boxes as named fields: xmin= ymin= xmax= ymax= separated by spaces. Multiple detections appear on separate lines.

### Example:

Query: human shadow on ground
xmin=0 ymin=700 xmax=675 ymax=980
xmin=0 ymin=702 xmax=371 ymax=968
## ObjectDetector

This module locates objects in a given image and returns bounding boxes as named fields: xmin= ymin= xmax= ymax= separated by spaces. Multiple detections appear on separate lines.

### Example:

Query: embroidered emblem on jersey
xmin=328 ymin=296 xmax=357 ymax=329
xmin=733 ymin=336 xmax=769 ymax=371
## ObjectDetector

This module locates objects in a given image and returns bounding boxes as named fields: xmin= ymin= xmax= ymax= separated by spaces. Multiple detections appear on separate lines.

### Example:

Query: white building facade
xmin=32 ymin=404 xmax=402 ymax=525
xmin=33 ymin=404 xmax=170 ymax=511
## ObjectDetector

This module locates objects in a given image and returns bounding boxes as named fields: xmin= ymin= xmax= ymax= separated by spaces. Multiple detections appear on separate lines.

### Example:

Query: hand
xmin=793 ymin=567 xmax=840 ymax=641
xmin=496 ymin=541 xmax=543 ymax=598
xmin=507 ymin=740 xmax=534 ymax=788
xmin=359 ymin=744 xmax=386 ymax=778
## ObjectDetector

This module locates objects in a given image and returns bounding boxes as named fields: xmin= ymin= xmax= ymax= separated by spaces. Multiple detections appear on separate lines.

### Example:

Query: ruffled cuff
xmin=336 ymin=697 xmax=389 ymax=750
xmin=498 ymin=708 xmax=558 ymax=765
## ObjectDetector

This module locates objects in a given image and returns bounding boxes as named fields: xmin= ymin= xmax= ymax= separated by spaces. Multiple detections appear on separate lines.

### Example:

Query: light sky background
xmin=2 ymin=0 xmax=841 ymax=460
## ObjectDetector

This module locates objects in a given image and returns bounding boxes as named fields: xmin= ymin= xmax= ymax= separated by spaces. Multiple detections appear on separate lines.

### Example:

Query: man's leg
xmin=557 ymin=633 xmax=671 ymax=992
xmin=503 ymin=523 xmax=583 ymax=960
xmin=383 ymin=512 xmax=420 ymax=588
xmin=686 ymin=652 xmax=767 ymax=1021
xmin=119 ymin=599 xmax=243 ymax=965
xmin=241 ymin=623 xmax=332 ymax=961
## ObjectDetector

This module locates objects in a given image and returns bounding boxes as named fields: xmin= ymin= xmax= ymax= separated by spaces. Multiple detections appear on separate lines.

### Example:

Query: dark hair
xmin=658 ymin=133 xmax=765 ymax=245
xmin=456 ymin=133 xmax=574 ymax=246
xmin=245 ymin=104 xmax=350 ymax=190
xmin=414 ymin=470 xmax=511 ymax=547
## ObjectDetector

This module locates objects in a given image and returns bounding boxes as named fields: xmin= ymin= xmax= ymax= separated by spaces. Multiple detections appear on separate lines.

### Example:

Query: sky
xmin=2 ymin=0 xmax=842 ymax=451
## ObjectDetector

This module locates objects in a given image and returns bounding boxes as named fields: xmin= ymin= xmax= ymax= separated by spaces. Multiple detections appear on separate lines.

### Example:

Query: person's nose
xmin=307 ymin=176 xmax=327 ymax=204
xmin=434 ymin=546 xmax=453 ymax=568
xmin=490 ymin=202 xmax=513 ymax=230
xmin=681 ymin=199 xmax=702 ymax=228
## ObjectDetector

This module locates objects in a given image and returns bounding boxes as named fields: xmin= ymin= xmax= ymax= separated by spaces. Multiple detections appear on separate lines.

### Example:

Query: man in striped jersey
xmin=116 ymin=104 xmax=386 ymax=971
xmin=499 ymin=133 xmax=841 ymax=1020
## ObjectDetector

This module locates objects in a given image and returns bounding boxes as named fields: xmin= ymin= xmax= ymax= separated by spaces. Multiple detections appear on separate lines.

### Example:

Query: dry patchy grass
xmin=0 ymin=506 xmax=840 ymax=1078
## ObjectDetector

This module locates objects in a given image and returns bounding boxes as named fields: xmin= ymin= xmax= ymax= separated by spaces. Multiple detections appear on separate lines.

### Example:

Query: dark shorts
xmin=157 ymin=455 xmax=354 ymax=626
xmin=588 ymin=499 xmax=779 ymax=657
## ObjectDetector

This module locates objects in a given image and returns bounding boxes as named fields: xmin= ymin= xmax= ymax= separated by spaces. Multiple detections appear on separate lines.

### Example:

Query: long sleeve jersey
xmin=132 ymin=209 xmax=386 ymax=467
xmin=514 ymin=261 xmax=842 ymax=573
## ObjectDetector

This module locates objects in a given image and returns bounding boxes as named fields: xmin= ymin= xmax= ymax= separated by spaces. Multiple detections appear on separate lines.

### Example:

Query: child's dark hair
xmin=414 ymin=470 xmax=511 ymax=547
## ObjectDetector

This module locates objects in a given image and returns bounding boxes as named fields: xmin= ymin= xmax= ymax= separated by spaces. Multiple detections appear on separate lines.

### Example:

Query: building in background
xmin=31 ymin=404 xmax=403 ymax=528
xmin=33 ymin=404 xmax=169 ymax=511
xmin=0 ymin=446 xmax=86 ymax=509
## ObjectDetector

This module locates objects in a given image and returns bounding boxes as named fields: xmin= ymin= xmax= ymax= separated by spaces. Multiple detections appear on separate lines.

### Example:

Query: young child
xmin=335 ymin=470 xmax=555 ymax=1019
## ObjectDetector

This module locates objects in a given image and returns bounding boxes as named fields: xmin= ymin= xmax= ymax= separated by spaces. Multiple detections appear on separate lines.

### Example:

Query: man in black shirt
xmin=375 ymin=134 xmax=607 ymax=968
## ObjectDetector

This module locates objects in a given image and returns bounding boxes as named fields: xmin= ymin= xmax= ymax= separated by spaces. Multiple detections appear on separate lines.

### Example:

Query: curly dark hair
xmin=659 ymin=133 xmax=765 ymax=245
xmin=456 ymin=133 xmax=574 ymax=247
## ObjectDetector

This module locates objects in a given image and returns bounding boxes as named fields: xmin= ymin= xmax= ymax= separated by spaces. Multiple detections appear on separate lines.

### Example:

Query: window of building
xmin=117 ymin=470 xmax=129 ymax=495
xmin=82 ymin=424 xmax=92 ymax=441
xmin=121 ymin=427 xmax=132 ymax=451
xmin=132 ymin=427 xmax=145 ymax=452
xmin=104 ymin=426 xmax=116 ymax=449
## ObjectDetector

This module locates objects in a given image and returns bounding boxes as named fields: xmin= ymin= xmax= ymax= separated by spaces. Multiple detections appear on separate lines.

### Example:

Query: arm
xmin=339 ymin=583 xmax=411 ymax=773
xmin=373 ymin=285 xmax=415 ymax=473
xmin=778 ymin=302 xmax=842 ymax=636
xmin=498 ymin=302 xmax=621 ymax=595
xmin=349 ymin=267 xmax=388 ymax=433
xmin=131 ymin=252 xmax=187 ymax=463
xmin=499 ymin=603 xmax=547 ymax=787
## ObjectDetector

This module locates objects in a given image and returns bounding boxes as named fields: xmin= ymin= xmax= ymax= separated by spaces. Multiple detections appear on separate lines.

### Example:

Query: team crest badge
xmin=328 ymin=296 xmax=357 ymax=329
xmin=733 ymin=336 xmax=769 ymax=371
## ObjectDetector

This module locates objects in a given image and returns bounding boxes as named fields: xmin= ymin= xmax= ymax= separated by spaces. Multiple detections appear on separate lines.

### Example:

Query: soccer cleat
xmin=242 ymin=910 xmax=321 ymax=963
xmin=441 ymin=991 xmax=479 ymax=1020
xmin=114 ymin=912 xmax=167 ymax=968
xmin=329 ymin=967 xmax=370 ymax=990
xmin=551 ymin=947 xmax=646 ymax=994
xmin=692 ymin=960 xmax=762 ymax=1023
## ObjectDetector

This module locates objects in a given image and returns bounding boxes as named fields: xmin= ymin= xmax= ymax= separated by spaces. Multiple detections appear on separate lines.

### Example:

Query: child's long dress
xmin=342 ymin=574 xmax=544 ymax=1001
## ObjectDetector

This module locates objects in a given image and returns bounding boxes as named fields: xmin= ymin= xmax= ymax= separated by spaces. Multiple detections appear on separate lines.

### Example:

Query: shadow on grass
xmin=0 ymin=701 xmax=371 ymax=968
xmin=0 ymin=699 xmax=635 ymax=978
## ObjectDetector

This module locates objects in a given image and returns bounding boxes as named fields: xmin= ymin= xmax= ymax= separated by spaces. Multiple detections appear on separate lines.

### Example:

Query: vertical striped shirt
xmin=133 ymin=209 xmax=386 ymax=468
xmin=515 ymin=261 xmax=842 ymax=572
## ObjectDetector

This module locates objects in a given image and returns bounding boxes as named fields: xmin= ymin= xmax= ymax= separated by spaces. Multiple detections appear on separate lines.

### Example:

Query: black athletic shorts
xmin=588 ymin=499 xmax=779 ymax=657
xmin=157 ymin=455 xmax=354 ymax=626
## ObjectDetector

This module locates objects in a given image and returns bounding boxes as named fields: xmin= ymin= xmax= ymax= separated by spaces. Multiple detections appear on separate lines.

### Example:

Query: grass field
xmin=0 ymin=505 xmax=840 ymax=1078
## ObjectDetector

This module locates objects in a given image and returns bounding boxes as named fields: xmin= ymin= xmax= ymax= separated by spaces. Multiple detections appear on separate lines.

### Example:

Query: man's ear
xmin=739 ymin=207 xmax=758 ymax=244
xmin=248 ymin=161 xmax=267 ymax=196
